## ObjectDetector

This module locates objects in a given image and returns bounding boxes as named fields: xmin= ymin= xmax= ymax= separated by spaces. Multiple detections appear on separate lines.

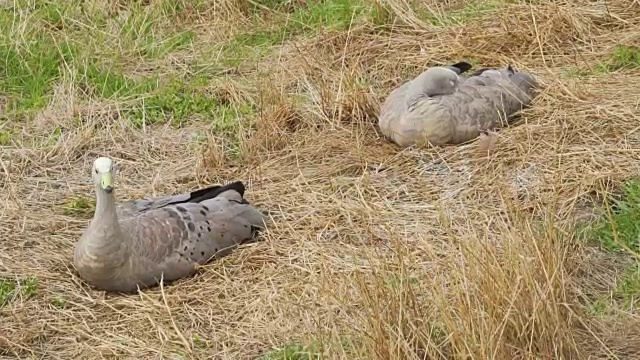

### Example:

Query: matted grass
xmin=1 ymin=0 xmax=640 ymax=358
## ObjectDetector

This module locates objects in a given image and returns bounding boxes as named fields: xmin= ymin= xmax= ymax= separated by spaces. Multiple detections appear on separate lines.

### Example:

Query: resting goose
xmin=378 ymin=63 xmax=538 ymax=147
xmin=73 ymin=156 xmax=267 ymax=293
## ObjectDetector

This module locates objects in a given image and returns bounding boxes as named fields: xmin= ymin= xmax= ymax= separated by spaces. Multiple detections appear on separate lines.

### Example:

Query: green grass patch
xmin=585 ymin=297 xmax=612 ymax=317
xmin=585 ymin=266 xmax=640 ymax=314
xmin=129 ymin=81 xmax=255 ymax=129
xmin=0 ymin=130 xmax=12 ymax=145
xmin=571 ymin=45 xmax=640 ymax=76
xmin=250 ymin=0 xmax=297 ymax=13
xmin=50 ymin=296 xmax=67 ymax=309
xmin=617 ymin=265 xmax=640 ymax=306
xmin=0 ymin=38 xmax=75 ymax=111
xmin=113 ymin=5 xmax=195 ymax=58
xmin=218 ymin=30 xmax=284 ymax=68
xmin=386 ymin=274 xmax=420 ymax=290
xmin=235 ymin=30 xmax=287 ymax=50
xmin=0 ymin=5 xmax=77 ymax=111
xmin=62 ymin=196 xmax=95 ymax=217
xmin=46 ymin=126 xmax=63 ymax=146
xmin=602 ymin=45 xmax=640 ymax=72
xmin=78 ymin=63 xmax=255 ymax=128
xmin=413 ymin=0 xmax=506 ymax=27
xmin=580 ymin=179 xmax=640 ymax=312
xmin=291 ymin=0 xmax=377 ymax=30
xmin=221 ymin=0 xmax=386 ymax=66
xmin=254 ymin=0 xmax=382 ymax=29
xmin=158 ymin=0 xmax=193 ymax=18
xmin=81 ymin=64 xmax=158 ymax=100
xmin=582 ymin=180 xmax=640 ymax=253
xmin=563 ymin=68 xmax=593 ymax=78
xmin=0 ymin=0 xmax=198 ymax=115
xmin=51 ymin=0 xmax=195 ymax=59
xmin=260 ymin=343 xmax=321 ymax=360
xmin=0 ymin=277 xmax=38 ymax=307
xmin=242 ymin=0 xmax=502 ymax=35
xmin=192 ymin=334 xmax=207 ymax=348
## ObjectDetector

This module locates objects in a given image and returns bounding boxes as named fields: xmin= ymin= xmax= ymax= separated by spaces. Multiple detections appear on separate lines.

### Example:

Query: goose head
xmin=417 ymin=67 xmax=461 ymax=96
xmin=92 ymin=157 xmax=115 ymax=194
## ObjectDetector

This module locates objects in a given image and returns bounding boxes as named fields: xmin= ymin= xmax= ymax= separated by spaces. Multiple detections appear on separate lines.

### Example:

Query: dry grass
xmin=1 ymin=0 xmax=640 ymax=358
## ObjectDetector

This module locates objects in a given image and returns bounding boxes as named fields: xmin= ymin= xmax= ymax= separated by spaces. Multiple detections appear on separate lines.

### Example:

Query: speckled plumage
xmin=378 ymin=63 xmax=539 ymax=147
xmin=74 ymin=158 xmax=267 ymax=293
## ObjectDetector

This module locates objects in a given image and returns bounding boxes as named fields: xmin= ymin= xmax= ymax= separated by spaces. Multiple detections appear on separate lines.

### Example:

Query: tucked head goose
xmin=73 ymin=156 xmax=267 ymax=293
xmin=403 ymin=67 xmax=462 ymax=118
xmin=408 ymin=67 xmax=460 ymax=96
xmin=378 ymin=63 xmax=538 ymax=147
xmin=405 ymin=61 xmax=473 ymax=102
xmin=378 ymin=61 xmax=471 ymax=147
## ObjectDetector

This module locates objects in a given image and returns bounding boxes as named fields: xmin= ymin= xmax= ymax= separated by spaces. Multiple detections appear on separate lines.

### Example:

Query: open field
xmin=1 ymin=0 xmax=640 ymax=358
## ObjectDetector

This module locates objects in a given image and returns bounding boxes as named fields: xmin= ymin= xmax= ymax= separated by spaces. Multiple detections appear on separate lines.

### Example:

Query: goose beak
xmin=100 ymin=172 xmax=114 ymax=193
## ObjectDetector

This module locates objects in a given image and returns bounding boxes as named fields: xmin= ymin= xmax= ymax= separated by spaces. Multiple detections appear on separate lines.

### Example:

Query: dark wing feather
xmin=116 ymin=181 xmax=246 ymax=219
xmin=446 ymin=61 xmax=473 ymax=75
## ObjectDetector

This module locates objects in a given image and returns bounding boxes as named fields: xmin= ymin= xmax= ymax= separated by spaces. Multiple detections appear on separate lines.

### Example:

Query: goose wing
xmin=116 ymin=182 xmax=247 ymax=220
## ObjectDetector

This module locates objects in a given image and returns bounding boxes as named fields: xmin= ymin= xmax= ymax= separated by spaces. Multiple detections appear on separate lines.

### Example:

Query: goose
xmin=378 ymin=63 xmax=538 ymax=147
xmin=73 ymin=156 xmax=267 ymax=293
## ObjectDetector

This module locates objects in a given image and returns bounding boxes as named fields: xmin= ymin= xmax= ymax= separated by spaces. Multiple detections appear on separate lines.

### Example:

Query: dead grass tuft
xmin=242 ymin=97 xmax=303 ymax=158
xmin=206 ymin=78 xmax=255 ymax=106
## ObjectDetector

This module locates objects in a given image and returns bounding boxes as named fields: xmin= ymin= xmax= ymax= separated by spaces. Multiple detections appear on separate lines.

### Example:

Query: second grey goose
xmin=378 ymin=62 xmax=539 ymax=147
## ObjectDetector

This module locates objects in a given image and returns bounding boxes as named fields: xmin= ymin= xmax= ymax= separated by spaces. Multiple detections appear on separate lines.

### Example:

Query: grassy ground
xmin=1 ymin=0 xmax=639 ymax=358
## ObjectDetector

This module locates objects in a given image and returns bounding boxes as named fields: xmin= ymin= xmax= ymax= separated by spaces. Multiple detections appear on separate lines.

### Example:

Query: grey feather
xmin=378 ymin=63 xmax=539 ymax=147
xmin=73 ymin=161 xmax=267 ymax=293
